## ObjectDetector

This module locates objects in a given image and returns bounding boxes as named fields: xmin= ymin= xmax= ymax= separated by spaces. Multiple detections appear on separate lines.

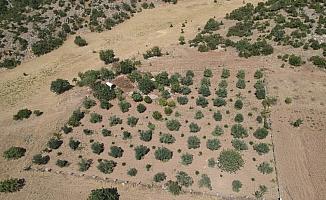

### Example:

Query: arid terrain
xmin=0 ymin=0 xmax=325 ymax=200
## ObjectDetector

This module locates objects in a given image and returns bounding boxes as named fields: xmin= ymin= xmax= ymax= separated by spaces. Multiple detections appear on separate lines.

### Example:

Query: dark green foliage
xmin=144 ymin=96 xmax=153 ymax=104
xmin=99 ymin=49 xmax=119 ymax=64
xmin=138 ymin=76 xmax=155 ymax=94
xmin=194 ymin=110 xmax=204 ymax=119
xmin=227 ymin=21 xmax=253 ymax=37
xmin=289 ymin=54 xmax=303 ymax=66
xmin=153 ymin=172 xmax=166 ymax=183
xmin=119 ymin=100 xmax=131 ymax=113
xmin=231 ymin=124 xmax=248 ymax=138
xmin=68 ymin=109 xmax=84 ymax=127
xmin=189 ymin=122 xmax=201 ymax=133
xmin=254 ymin=70 xmax=263 ymax=79
xmin=291 ymin=119 xmax=303 ymax=127
xmin=154 ymin=147 xmax=173 ymax=162
xmin=140 ymin=130 xmax=153 ymax=142
xmin=3 ymin=146 xmax=26 ymax=160
xmin=56 ymin=159 xmax=69 ymax=167
xmin=234 ymin=113 xmax=244 ymax=123
xmin=213 ymin=97 xmax=226 ymax=107
xmin=79 ymin=159 xmax=92 ymax=172
xmin=226 ymin=3 xmax=254 ymax=21
xmin=88 ymin=187 xmax=120 ymax=200
xmin=0 ymin=178 xmax=25 ymax=193
xmin=164 ymin=107 xmax=173 ymax=115
xmin=160 ymin=133 xmax=176 ymax=144
xmin=32 ymin=154 xmax=50 ymax=165
xmin=206 ymin=139 xmax=221 ymax=151
xmin=216 ymin=87 xmax=227 ymax=98
xmin=90 ymin=113 xmax=102 ymax=123
xmin=109 ymin=116 xmax=122 ymax=126
xmin=177 ymin=96 xmax=188 ymax=105
xmin=91 ymin=142 xmax=104 ymax=155
xmin=50 ymin=79 xmax=72 ymax=94
xmin=134 ymin=145 xmax=150 ymax=160
xmin=83 ymin=129 xmax=94 ymax=136
xmin=253 ymin=143 xmax=270 ymax=155
xmin=13 ymin=108 xmax=32 ymax=120
xmin=166 ymin=119 xmax=181 ymax=131
xmin=143 ymin=46 xmax=162 ymax=59
xmin=234 ymin=99 xmax=243 ymax=110
xmin=131 ymin=91 xmax=143 ymax=102
xmin=254 ymin=185 xmax=268 ymax=199
xmin=231 ymin=139 xmax=248 ymax=151
xmin=32 ymin=37 xmax=64 ymax=56
xmin=196 ymin=96 xmax=209 ymax=108
xmin=310 ymin=56 xmax=326 ymax=69
xmin=152 ymin=111 xmax=163 ymax=120
xmin=235 ymin=39 xmax=273 ymax=58
xmin=218 ymin=149 xmax=244 ymax=173
xmin=102 ymin=129 xmax=112 ymax=137
xmin=204 ymin=18 xmax=221 ymax=32
xmin=0 ymin=58 xmax=21 ymax=69
xmin=69 ymin=138 xmax=80 ymax=150
xmin=221 ymin=68 xmax=230 ymax=79
xmin=176 ymin=171 xmax=193 ymax=187
xmin=253 ymin=127 xmax=269 ymax=139
xmin=180 ymin=153 xmax=193 ymax=165
xmin=155 ymin=71 xmax=170 ymax=86
xmin=109 ymin=146 xmax=124 ymax=158
xmin=198 ymin=174 xmax=212 ymax=190
xmin=83 ymin=98 xmax=96 ymax=109
xmin=211 ymin=125 xmax=224 ymax=137
xmin=116 ymin=59 xmax=138 ymax=75
xmin=74 ymin=36 xmax=87 ymax=47
xmin=127 ymin=168 xmax=138 ymax=176
xmin=179 ymin=36 xmax=185 ymax=45
xmin=208 ymin=158 xmax=216 ymax=168
xmin=122 ymin=131 xmax=132 ymax=140
xmin=257 ymin=162 xmax=274 ymax=174
xmin=232 ymin=180 xmax=242 ymax=192
xmin=136 ymin=103 xmax=146 ymax=113
xmin=33 ymin=110 xmax=43 ymax=116
xmin=187 ymin=136 xmax=200 ymax=149
xmin=198 ymin=84 xmax=211 ymax=97
xmin=236 ymin=79 xmax=246 ymax=89
xmin=166 ymin=181 xmax=181 ymax=195
xmin=127 ymin=116 xmax=139 ymax=127
xmin=97 ymin=160 xmax=117 ymax=174
xmin=47 ymin=137 xmax=63 ymax=149
xmin=203 ymin=68 xmax=213 ymax=77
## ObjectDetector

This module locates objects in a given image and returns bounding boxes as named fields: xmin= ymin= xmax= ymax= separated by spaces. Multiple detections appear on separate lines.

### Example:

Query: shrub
xmin=32 ymin=154 xmax=50 ymax=165
xmin=254 ymin=185 xmax=268 ymax=199
xmin=83 ymin=97 xmax=96 ymax=109
xmin=102 ymin=129 xmax=112 ymax=137
xmin=47 ymin=137 xmax=63 ymax=149
xmin=310 ymin=56 xmax=326 ymax=69
xmin=91 ymin=142 xmax=104 ymax=155
xmin=3 ymin=147 xmax=26 ymax=160
xmin=140 ymin=130 xmax=153 ymax=142
xmin=234 ymin=113 xmax=244 ymax=123
xmin=166 ymin=181 xmax=182 ymax=195
xmin=119 ymin=100 xmax=131 ymax=113
xmin=109 ymin=116 xmax=122 ymax=126
xmin=257 ymin=162 xmax=273 ymax=174
xmin=68 ymin=109 xmax=85 ymax=127
xmin=160 ymin=134 xmax=176 ymax=144
xmin=289 ymin=54 xmax=303 ymax=66
xmin=177 ymin=96 xmax=188 ymax=105
xmin=253 ymin=143 xmax=270 ymax=155
xmin=108 ymin=146 xmax=124 ymax=158
xmin=97 ymin=160 xmax=117 ymax=174
xmin=69 ymin=138 xmax=80 ymax=150
xmin=131 ymin=91 xmax=143 ymax=102
xmin=254 ymin=70 xmax=263 ymax=79
xmin=161 ymin=90 xmax=171 ymax=99
xmin=134 ymin=145 xmax=150 ymax=160
xmin=13 ymin=109 xmax=32 ymax=120
xmin=291 ymin=119 xmax=303 ymax=127
xmin=232 ymin=180 xmax=242 ymax=192
xmin=83 ymin=129 xmax=94 ymax=136
xmin=189 ymin=122 xmax=201 ymax=133
xmin=218 ymin=149 xmax=244 ymax=173
xmin=181 ymin=153 xmax=193 ymax=165
xmin=0 ymin=178 xmax=25 ymax=193
xmin=196 ymin=96 xmax=209 ymax=108
xmin=152 ymin=111 xmax=163 ymax=120
xmin=253 ymin=127 xmax=269 ymax=139
xmin=144 ymin=96 xmax=153 ymax=103
xmin=79 ymin=159 xmax=92 ymax=172
xmin=50 ymin=79 xmax=72 ymax=94
xmin=153 ymin=172 xmax=166 ymax=182
xmin=74 ymin=36 xmax=87 ymax=47
xmin=143 ymin=46 xmax=162 ymax=59
xmin=136 ymin=103 xmax=146 ymax=113
xmin=231 ymin=124 xmax=248 ymax=138
xmin=216 ymin=87 xmax=227 ymax=98
xmin=198 ymin=174 xmax=212 ymax=190
xmin=181 ymin=76 xmax=193 ymax=86
xmin=176 ymin=171 xmax=193 ymax=187
xmin=99 ymin=49 xmax=119 ymax=64
xmin=213 ymin=97 xmax=226 ymax=107
xmin=236 ymin=79 xmax=246 ymax=89
xmin=56 ymin=159 xmax=69 ymax=167
xmin=211 ymin=125 xmax=224 ymax=137
xmin=221 ymin=68 xmax=230 ymax=79
xmin=127 ymin=116 xmax=139 ymax=127
xmin=138 ymin=76 xmax=156 ymax=94
xmin=234 ymin=99 xmax=243 ymax=110
xmin=90 ymin=113 xmax=102 ymax=123
xmin=88 ymin=187 xmax=120 ymax=200
xmin=206 ymin=139 xmax=221 ymax=151
xmin=61 ymin=125 xmax=73 ymax=134
xmin=187 ymin=136 xmax=200 ymax=149
xmin=154 ymin=147 xmax=173 ymax=162
xmin=164 ymin=107 xmax=173 ymax=115
xmin=213 ymin=111 xmax=222 ymax=121
xmin=179 ymin=36 xmax=185 ymax=45
xmin=33 ymin=110 xmax=43 ymax=116
xmin=166 ymin=119 xmax=181 ymax=131
xmin=127 ymin=168 xmax=138 ymax=177
xmin=194 ymin=110 xmax=204 ymax=119
xmin=285 ymin=97 xmax=292 ymax=104
xmin=231 ymin=139 xmax=248 ymax=151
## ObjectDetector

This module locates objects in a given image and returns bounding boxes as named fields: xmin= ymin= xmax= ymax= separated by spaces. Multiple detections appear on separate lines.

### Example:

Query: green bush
xmin=198 ymin=174 xmax=212 ymax=190
xmin=253 ymin=143 xmax=270 ymax=155
xmin=119 ymin=100 xmax=131 ymax=113
xmin=32 ymin=154 xmax=50 ymax=165
xmin=144 ymin=96 xmax=153 ymax=103
xmin=78 ymin=159 xmax=92 ymax=172
xmin=177 ymin=96 xmax=188 ymax=105
xmin=127 ymin=168 xmax=138 ymax=176
xmin=253 ymin=127 xmax=269 ymax=139
xmin=231 ymin=139 xmax=248 ymax=151
xmin=90 ymin=113 xmax=102 ymax=123
xmin=136 ymin=103 xmax=147 ymax=113
xmin=140 ymin=130 xmax=153 ymax=142
xmin=56 ymin=159 xmax=69 ymax=167
xmin=204 ymin=18 xmax=221 ymax=32
xmin=236 ymin=79 xmax=246 ymax=89
xmin=109 ymin=116 xmax=122 ymax=126
xmin=50 ymin=79 xmax=72 ymax=94
xmin=257 ymin=162 xmax=273 ymax=174
xmin=289 ymin=54 xmax=303 ymax=66
xmin=143 ymin=46 xmax=162 ymax=59
xmin=187 ymin=136 xmax=200 ymax=149
xmin=138 ymin=76 xmax=156 ymax=94
xmin=69 ymin=138 xmax=80 ymax=150
xmin=176 ymin=171 xmax=193 ymax=187
xmin=166 ymin=181 xmax=181 ymax=195
xmin=218 ymin=149 xmax=244 ymax=173
xmin=221 ymin=68 xmax=230 ymax=79
xmin=99 ymin=49 xmax=119 ymax=64
xmin=97 ymin=160 xmax=117 ymax=174
xmin=234 ymin=113 xmax=244 ymax=123
xmin=68 ymin=109 xmax=85 ymax=127
xmin=152 ymin=111 xmax=163 ymax=120
xmin=108 ymin=146 xmax=124 ymax=158
xmin=88 ymin=187 xmax=119 ymax=200
xmin=134 ymin=145 xmax=150 ymax=160
xmin=232 ymin=180 xmax=242 ymax=192
xmin=0 ymin=178 xmax=25 ymax=193
xmin=254 ymin=185 xmax=268 ymax=199
xmin=196 ymin=96 xmax=209 ymax=108
xmin=83 ymin=97 xmax=96 ymax=109
xmin=131 ymin=92 xmax=143 ymax=102
xmin=153 ymin=172 xmax=166 ymax=182
xmin=62 ymin=125 xmax=73 ymax=134
xmin=102 ymin=129 xmax=112 ymax=137
xmin=231 ymin=124 xmax=248 ymax=138
xmin=154 ymin=147 xmax=173 ymax=162
xmin=291 ymin=119 xmax=303 ymax=127
xmin=33 ymin=110 xmax=43 ymax=116
xmin=166 ymin=119 xmax=181 ymax=131
xmin=3 ymin=147 xmax=26 ymax=160
xmin=91 ymin=142 xmax=104 ymax=155
xmin=13 ymin=109 xmax=32 ymax=120
xmin=206 ymin=139 xmax=221 ymax=151
xmin=164 ymin=107 xmax=173 ymax=115
xmin=74 ymin=36 xmax=88 ymax=47
xmin=310 ymin=56 xmax=326 ymax=69
xmin=213 ymin=111 xmax=222 ymax=121
xmin=211 ymin=125 xmax=224 ymax=137
xmin=127 ymin=116 xmax=139 ymax=127
xmin=254 ymin=70 xmax=263 ymax=79
xmin=213 ymin=97 xmax=226 ymax=107
xmin=180 ymin=153 xmax=193 ymax=165
xmin=160 ymin=133 xmax=176 ymax=144
xmin=179 ymin=36 xmax=185 ymax=45
xmin=189 ymin=122 xmax=201 ymax=133
xmin=208 ymin=158 xmax=216 ymax=167
xmin=216 ymin=87 xmax=227 ymax=98
xmin=47 ymin=137 xmax=63 ymax=149
xmin=234 ymin=99 xmax=243 ymax=110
